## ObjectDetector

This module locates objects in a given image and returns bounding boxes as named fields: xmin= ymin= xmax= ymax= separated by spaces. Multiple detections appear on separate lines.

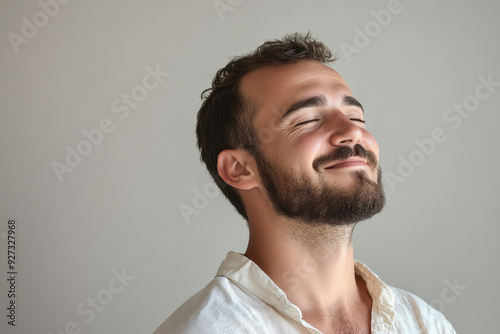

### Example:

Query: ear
xmin=217 ymin=149 xmax=260 ymax=190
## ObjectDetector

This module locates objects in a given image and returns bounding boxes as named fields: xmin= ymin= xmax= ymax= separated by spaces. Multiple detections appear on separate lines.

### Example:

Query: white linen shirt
xmin=154 ymin=252 xmax=456 ymax=333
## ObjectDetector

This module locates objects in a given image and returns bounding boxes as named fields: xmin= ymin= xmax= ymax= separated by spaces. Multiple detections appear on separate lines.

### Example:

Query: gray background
xmin=1 ymin=0 xmax=499 ymax=333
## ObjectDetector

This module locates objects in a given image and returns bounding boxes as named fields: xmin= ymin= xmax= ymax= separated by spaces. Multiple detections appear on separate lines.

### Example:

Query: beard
xmin=253 ymin=144 xmax=386 ymax=226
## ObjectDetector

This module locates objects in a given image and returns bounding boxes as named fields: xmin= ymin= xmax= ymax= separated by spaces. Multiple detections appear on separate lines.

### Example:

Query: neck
xmin=244 ymin=213 xmax=372 ymax=333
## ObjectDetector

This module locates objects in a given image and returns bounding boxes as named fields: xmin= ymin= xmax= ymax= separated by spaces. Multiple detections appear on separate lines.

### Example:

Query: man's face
xmin=239 ymin=60 xmax=385 ymax=225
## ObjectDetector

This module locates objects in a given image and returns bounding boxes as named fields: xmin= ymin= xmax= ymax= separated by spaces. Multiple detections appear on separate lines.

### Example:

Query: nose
xmin=327 ymin=112 xmax=363 ymax=147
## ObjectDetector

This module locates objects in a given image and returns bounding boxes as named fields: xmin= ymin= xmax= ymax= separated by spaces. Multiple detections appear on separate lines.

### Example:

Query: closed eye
xmin=296 ymin=119 xmax=320 ymax=126
xmin=350 ymin=118 xmax=365 ymax=124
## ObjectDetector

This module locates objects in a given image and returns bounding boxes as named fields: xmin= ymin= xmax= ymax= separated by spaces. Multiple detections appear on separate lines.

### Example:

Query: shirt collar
xmin=216 ymin=251 xmax=304 ymax=321
xmin=354 ymin=260 xmax=396 ymax=331
xmin=216 ymin=251 xmax=396 ymax=329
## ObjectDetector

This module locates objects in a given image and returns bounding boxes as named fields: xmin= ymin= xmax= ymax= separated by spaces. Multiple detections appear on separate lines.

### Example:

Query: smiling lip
xmin=324 ymin=157 xmax=368 ymax=169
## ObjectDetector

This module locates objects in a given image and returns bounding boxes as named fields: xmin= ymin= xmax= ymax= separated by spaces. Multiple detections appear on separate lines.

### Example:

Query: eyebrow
xmin=280 ymin=95 xmax=364 ymax=122
xmin=280 ymin=95 xmax=327 ymax=121
xmin=342 ymin=96 xmax=364 ymax=113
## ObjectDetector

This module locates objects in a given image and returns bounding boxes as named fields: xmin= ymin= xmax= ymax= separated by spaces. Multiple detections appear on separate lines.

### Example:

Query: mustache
xmin=312 ymin=144 xmax=378 ymax=172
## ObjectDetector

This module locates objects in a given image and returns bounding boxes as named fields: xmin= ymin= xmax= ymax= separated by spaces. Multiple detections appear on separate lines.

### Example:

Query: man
xmin=155 ymin=33 xmax=456 ymax=333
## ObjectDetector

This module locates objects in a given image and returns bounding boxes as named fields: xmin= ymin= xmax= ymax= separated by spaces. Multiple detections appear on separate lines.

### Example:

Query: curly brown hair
xmin=196 ymin=32 xmax=338 ymax=220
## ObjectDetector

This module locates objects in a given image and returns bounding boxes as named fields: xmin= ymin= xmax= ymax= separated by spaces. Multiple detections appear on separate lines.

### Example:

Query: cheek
xmin=291 ymin=132 xmax=325 ymax=159
xmin=271 ymin=133 xmax=323 ymax=171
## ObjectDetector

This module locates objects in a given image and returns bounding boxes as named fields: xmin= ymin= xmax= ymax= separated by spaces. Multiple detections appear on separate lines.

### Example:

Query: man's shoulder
xmin=153 ymin=276 xmax=265 ymax=334
xmin=389 ymin=286 xmax=456 ymax=333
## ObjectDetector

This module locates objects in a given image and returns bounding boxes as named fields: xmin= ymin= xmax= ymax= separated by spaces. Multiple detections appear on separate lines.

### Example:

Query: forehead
xmin=239 ymin=60 xmax=353 ymax=122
